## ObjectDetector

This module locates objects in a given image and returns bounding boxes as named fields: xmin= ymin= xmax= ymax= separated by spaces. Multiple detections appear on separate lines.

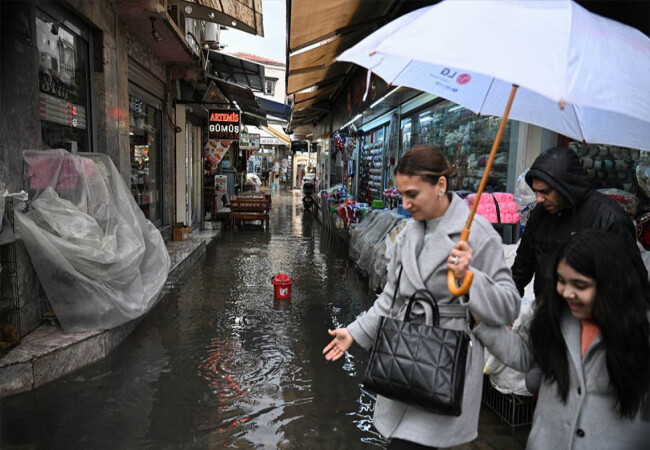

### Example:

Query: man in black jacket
xmin=511 ymin=146 xmax=644 ymax=297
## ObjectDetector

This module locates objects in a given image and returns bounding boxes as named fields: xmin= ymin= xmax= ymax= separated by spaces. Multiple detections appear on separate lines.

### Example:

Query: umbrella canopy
xmin=337 ymin=0 xmax=650 ymax=151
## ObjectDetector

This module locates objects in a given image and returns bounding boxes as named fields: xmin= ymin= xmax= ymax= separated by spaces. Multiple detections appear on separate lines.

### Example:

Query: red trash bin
xmin=271 ymin=273 xmax=293 ymax=299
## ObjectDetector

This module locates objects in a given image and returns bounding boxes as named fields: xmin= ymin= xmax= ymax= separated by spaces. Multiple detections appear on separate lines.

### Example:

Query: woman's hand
xmin=448 ymin=240 xmax=473 ymax=281
xmin=323 ymin=328 xmax=354 ymax=361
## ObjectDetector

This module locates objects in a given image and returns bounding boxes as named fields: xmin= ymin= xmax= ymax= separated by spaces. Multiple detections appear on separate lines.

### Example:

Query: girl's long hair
xmin=529 ymin=229 xmax=649 ymax=419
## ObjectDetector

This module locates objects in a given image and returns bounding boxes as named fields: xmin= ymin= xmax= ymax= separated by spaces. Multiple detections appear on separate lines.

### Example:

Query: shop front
xmin=36 ymin=5 xmax=92 ymax=153
xmin=128 ymin=92 xmax=163 ymax=226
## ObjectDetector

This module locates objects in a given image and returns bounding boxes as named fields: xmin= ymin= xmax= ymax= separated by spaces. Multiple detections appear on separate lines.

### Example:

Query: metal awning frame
xmin=204 ymin=49 xmax=266 ymax=92
xmin=169 ymin=0 xmax=263 ymax=36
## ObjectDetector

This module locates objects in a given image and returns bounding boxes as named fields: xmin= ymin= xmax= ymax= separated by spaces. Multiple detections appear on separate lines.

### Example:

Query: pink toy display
xmin=466 ymin=192 xmax=520 ymax=224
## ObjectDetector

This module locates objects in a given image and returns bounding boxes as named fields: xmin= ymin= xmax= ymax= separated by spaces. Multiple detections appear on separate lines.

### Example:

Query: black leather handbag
xmin=363 ymin=267 xmax=471 ymax=416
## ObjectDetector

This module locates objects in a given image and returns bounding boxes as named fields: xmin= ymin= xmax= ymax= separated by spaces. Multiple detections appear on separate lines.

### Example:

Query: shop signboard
xmin=261 ymin=137 xmax=283 ymax=145
xmin=208 ymin=109 xmax=240 ymax=141
xmin=240 ymin=132 xmax=260 ymax=151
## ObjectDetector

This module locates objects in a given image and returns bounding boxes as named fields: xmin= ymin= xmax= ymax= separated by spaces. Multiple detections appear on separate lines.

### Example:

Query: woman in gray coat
xmin=474 ymin=229 xmax=649 ymax=449
xmin=323 ymin=146 xmax=520 ymax=448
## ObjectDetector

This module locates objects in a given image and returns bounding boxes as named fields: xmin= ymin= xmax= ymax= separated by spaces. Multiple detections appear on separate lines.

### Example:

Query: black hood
xmin=525 ymin=147 xmax=591 ymax=207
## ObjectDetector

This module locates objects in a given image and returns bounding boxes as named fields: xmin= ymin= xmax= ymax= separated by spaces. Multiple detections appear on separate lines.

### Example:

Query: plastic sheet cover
xmin=14 ymin=149 xmax=170 ymax=333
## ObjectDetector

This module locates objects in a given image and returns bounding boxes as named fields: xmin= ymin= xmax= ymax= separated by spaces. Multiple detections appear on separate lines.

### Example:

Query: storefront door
xmin=129 ymin=93 xmax=162 ymax=226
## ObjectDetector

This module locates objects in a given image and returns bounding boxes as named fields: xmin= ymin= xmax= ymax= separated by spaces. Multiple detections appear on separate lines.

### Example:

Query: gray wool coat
xmin=347 ymin=193 xmax=520 ymax=447
xmin=474 ymin=310 xmax=650 ymax=449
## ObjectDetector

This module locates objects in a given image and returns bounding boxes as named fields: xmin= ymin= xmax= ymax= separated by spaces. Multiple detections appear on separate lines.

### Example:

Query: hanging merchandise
xmin=360 ymin=127 xmax=385 ymax=202
xmin=334 ymin=132 xmax=344 ymax=158
xmin=384 ymin=112 xmax=401 ymax=189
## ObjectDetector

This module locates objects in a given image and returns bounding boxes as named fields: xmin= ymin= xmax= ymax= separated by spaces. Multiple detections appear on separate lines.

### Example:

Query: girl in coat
xmin=474 ymin=229 xmax=649 ymax=449
xmin=323 ymin=146 xmax=520 ymax=448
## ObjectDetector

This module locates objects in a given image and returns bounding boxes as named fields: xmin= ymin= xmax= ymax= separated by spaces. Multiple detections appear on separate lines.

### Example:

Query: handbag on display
xmin=363 ymin=266 xmax=471 ymax=416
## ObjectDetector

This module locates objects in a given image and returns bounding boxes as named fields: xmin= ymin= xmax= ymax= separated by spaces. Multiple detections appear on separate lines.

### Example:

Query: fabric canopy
xmin=256 ymin=97 xmax=291 ymax=121
xmin=286 ymin=0 xmax=411 ymax=131
xmin=261 ymin=124 xmax=291 ymax=146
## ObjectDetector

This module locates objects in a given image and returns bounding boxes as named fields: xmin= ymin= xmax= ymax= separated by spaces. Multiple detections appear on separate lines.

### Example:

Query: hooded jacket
xmin=512 ymin=147 xmax=641 ymax=296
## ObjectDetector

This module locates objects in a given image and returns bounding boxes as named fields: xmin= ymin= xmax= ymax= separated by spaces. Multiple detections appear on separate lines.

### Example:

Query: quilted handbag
xmin=363 ymin=267 xmax=470 ymax=416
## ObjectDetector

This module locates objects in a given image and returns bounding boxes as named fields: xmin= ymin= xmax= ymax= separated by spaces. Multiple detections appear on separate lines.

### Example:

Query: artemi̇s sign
xmin=208 ymin=109 xmax=241 ymax=140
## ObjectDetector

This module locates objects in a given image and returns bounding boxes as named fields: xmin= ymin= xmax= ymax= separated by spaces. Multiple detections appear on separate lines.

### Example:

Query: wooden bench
xmin=230 ymin=194 xmax=271 ymax=230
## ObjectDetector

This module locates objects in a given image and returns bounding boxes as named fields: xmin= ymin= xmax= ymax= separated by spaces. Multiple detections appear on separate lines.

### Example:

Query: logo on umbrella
xmin=456 ymin=73 xmax=472 ymax=85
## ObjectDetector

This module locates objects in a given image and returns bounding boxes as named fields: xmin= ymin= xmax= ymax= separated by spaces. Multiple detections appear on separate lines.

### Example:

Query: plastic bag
xmin=15 ymin=149 xmax=170 ymax=333
xmin=514 ymin=169 xmax=535 ymax=210
xmin=356 ymin=211 xmax=401 ymax=276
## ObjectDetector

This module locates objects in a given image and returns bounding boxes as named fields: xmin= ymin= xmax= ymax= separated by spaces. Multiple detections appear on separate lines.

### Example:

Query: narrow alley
xmin=1 ymin=190 xmax=528 ymax=449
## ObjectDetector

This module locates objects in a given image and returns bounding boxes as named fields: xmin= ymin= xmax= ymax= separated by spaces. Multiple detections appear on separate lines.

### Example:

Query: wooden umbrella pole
xmin=448 ymin=84 xmax=518 ymax=297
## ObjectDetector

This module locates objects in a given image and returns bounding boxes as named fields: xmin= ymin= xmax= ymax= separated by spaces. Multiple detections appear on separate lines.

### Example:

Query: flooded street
xmin=1 ymin=190 xmax=527 ymax=449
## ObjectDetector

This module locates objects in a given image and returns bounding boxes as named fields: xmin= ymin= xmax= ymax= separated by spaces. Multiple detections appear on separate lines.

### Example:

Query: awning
xmin=206 ymin=50 xmax=265 ymax=92
xmin=169 ymin=0 xmax=263 ymax=36
xmin=261 ymin=124 xmax=291 ymax=146
xmin=207 ymin=75 xmax=268 ymax=126
xmin=286 ymin=0 xmax=402 ymax=130
xmin=256 ymin=97 xmax=291 ymax=121
xmin=286 ymin=1 xmax=444 ymax=132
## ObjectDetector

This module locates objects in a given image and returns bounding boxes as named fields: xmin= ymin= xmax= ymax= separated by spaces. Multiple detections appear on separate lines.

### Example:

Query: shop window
xmin=264 ymin=79 xmax=277 ymax=96
xmin=129 ymin=95 xmax=162 ymax=225
xmin=36 ymin=9 xmax=91 ymax=152
xmin=359 ymin=126 xmax=387 ymax=202
xmin=402 ymin=101 xmax=513 ymax=193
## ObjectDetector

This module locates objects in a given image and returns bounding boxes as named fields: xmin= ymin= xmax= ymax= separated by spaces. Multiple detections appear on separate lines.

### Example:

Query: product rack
xmin=482 ymin=374 xmax=535 ymax=432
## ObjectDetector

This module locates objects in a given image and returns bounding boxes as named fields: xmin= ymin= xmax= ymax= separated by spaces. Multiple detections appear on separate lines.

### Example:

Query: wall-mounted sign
xmin=39 ymin=92 xmax=87 ymax=129
xmin=208 ymin=109 xmax=240 ymax=140
xmin=240 ymin=133 xmax=260 ymax=151
xmin=261 ymin=137 xmax=283 ymax=145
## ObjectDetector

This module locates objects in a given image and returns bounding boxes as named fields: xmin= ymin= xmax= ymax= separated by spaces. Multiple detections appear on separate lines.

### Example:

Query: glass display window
xmin=36 ymin=8 xmax=91 ymax=152
xmin=402 ymin=101 xmax=513 ymax=193
xmin=129 ymin=94 xmax=162 ymax=225
xmin=358 ymin=126 xmax=387 ymax=202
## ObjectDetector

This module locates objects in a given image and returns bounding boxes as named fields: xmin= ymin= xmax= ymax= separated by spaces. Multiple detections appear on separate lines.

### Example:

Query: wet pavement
xmin=0 ymin=190 xmax=529 ymax=449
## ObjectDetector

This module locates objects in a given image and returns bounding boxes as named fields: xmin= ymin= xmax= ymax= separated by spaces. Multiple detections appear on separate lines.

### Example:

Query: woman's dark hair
xmin=530 ymin=229 xmax=649 ymax=419
xmin=394 ymin=145 xmax=456 ymax=186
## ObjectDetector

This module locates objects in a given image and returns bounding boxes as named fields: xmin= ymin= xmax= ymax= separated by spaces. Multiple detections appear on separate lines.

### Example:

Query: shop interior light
xmin=370 ymin=86 xmax=401 ymax=109
xmin=448 ymin=104 xmax=464 ymax=112
xmin=341 ymin=113 xmax=362 ymax=130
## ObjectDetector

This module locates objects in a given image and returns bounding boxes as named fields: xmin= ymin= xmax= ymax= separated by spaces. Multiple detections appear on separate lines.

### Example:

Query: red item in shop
xmin=271 ymin=273 xmax=294 ymax=299
xmin=637 ymin=214 xmax=650 ymax=251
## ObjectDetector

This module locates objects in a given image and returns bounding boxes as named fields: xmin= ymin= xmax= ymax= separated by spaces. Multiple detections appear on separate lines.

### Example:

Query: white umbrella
xmin=336 ymin=0 xmax=650 ymax=295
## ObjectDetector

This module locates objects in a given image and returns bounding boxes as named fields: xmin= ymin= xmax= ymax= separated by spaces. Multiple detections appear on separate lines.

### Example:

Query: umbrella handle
xmin=447 ymin=228 xmax=474 ymax=297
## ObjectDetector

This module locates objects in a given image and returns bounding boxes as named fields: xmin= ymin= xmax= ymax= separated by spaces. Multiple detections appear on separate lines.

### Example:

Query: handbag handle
xmin=404 ymin=289 xmax=440 ymax=326
xmin=388 ymin=265 xmax=405 ymax=316
xmin=490 ymin=193 xmax=502 ymax=227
